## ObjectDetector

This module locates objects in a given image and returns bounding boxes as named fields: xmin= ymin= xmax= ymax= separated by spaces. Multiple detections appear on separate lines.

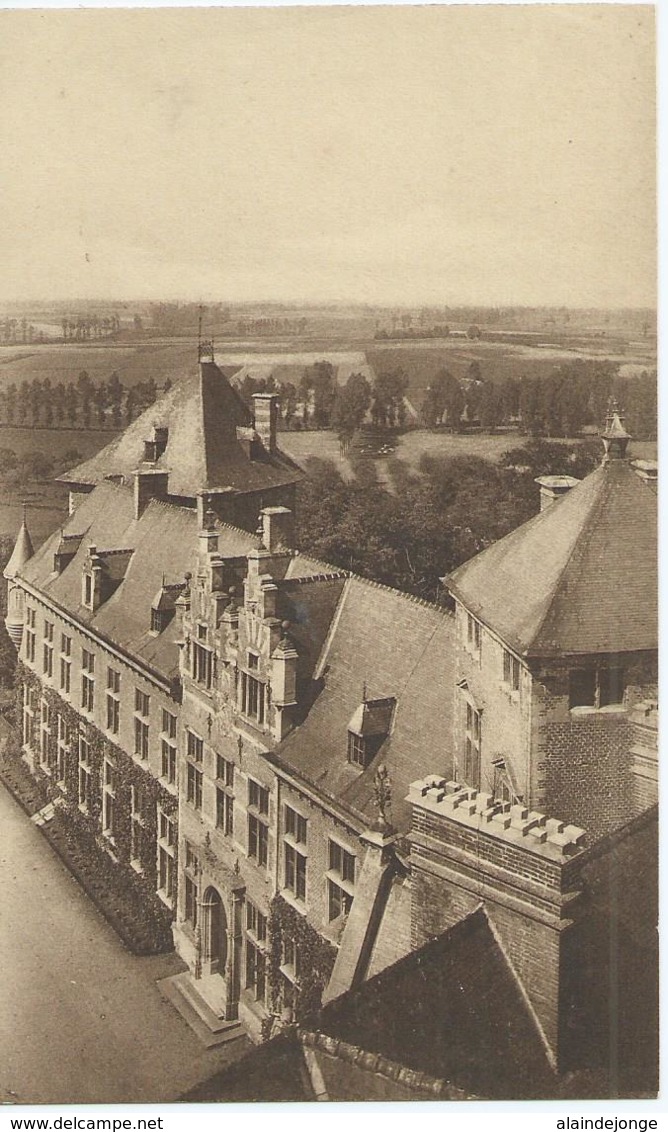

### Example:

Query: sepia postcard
xmin=0 ymin=2 xmax=658 ymax=1114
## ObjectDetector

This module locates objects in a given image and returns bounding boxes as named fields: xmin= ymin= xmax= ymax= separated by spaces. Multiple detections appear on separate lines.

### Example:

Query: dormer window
xmin=247 ymin=651 xmax=260 ymax=671
xmin=151 ymin=607 xmax=169 ymax=633
xmin=346 ymin=696 xmax=395 ymax=770
xmin=348 ymin=732 xmax=367 ymax=767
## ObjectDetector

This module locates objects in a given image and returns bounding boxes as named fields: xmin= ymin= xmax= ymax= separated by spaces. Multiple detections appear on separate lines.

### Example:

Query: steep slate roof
xmin=19 ymin=481 xmax=258 ymax=681
xmin=445 ymin=458 xmax=657 ymax=658
xmin=275 ymin=578 xmax=455 ymax=829
xmin=59 ymin=359 xmax=301 ymax=497
xmin=319 ymin=907 xmax=554 ymax=1100
xmin=4 ymin=518 xmax=34 ymax=579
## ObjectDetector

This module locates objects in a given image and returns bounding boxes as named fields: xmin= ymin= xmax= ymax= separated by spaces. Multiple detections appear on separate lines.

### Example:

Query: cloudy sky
xmin=0 ymin=5 xmax=655 ymax=307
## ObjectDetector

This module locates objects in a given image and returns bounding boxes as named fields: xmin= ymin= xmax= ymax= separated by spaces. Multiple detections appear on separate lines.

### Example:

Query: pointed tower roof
xmin=4 ymin=510 xmax=34 ymax=580
xmin=59 ymin=357 xmax=301 ymax=498
xmin=445 ymin=454 xmax=657 ymax=659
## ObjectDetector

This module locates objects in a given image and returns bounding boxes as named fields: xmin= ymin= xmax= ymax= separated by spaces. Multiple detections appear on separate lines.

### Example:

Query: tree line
xmin=0 ymin=371 xmax=164 ymax=430
xmin=418 ymin=360 xmax=656 ymax=440
xmin=296 ymin=439 xmax=603 ymax=603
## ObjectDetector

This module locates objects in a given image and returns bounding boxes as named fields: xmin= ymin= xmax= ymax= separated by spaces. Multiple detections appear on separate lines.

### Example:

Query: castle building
xmin=5 ymin=363 xmax=657 ymax=1097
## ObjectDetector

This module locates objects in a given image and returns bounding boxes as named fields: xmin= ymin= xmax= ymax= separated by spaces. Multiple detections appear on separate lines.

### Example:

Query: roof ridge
xmin=298 ymin=1030 xmax=465 ymax=1099
xmin=282 ymin=572 xmax=348 ymax=586
xmin=291 ymin=552 xmax=448 ymax=612
xmin=214 ymin=518 xmax=261 ymax=543
xmin=525 ymin=465 xmax=611 ymax=654
xmin=349 ymin=571 xmax=449 ymax=613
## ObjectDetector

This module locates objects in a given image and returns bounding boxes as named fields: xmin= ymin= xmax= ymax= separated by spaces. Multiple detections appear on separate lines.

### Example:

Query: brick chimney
xmin=133 ymin=469 xmax=169 ymax=519
xmin=253 ymin=392 xmax=279 ymax=454
xmin=260 ymin=506 xmax=294 ymax=552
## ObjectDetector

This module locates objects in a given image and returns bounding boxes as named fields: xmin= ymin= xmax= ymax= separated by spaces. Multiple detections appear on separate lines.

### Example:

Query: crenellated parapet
xmin=408 ymin=777 xmax=586 ymax=861
xmin=407 ymin=775 xmax=588 ymax=1070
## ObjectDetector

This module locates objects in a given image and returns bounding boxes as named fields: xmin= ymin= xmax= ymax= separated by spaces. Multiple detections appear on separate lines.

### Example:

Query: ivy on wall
xmin=17 ymin=662 xmax=178 ymax=909
xmin=268 ymin=894 xmax=337 ymax=1024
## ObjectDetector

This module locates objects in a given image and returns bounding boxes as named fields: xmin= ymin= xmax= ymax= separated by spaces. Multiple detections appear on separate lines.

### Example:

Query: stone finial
xmin=373 ymin=763 xmax=393 ymax=832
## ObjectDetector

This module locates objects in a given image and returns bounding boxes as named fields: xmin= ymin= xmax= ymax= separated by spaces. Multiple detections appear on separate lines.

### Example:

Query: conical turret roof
xmin=4 ymin=516 xmax=34 ymax=580
xmin=445 ymin=458 xmax=657 ymax=658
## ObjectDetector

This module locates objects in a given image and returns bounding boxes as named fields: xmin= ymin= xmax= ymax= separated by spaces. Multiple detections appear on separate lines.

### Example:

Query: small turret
xmin=4 ymin=506 xmax=34 ymax=649
xmin=602 ymin=399 xmax=632 ymax=462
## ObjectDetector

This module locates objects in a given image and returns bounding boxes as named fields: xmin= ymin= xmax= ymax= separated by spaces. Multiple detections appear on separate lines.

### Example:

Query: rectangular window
xmin=283 ymin=937 xmax=301 ymax=981
xmin=347 ymin=732 xmax=367 ymax=767
xmin=81 ymin=649 xmax=95 ymax=714
xmin=134 ymin=688 xmax=150 ymax=717
xmin=78 ymin=736 xmax=91 ymax=810
xmin=216 ymin=756 xmax=234 ymax=836
xmin=186 ymin=730 xmax=203 ymax=763
xmin=42 ymin=620 xmax=54 ymax=677
xmin=327 ymin=840 xmax=356 ymax=922
xmin=25 ymin=608 xmax=36 ymax=664
xmin=467 ymin=612 xmax=482 ymax=653
xmin=184 ymin=842 xmax=199 ymax=927
xmin=56 ymin=713 xmax=68 ymax=785
xmin=284 ymin=843 xmax=307 ymax=902
xmin=133 ymin=688 xmax=150 ymax=760
xmin=248 ymin=778 xmax=269 ymax=815
xmin=105 ymin=668 xmax=120 ymax=735
xmin=187 ymin=762 xmax=203 ymax=810
xmin=599 ymin=666 xmax=625 ymax=708
xmin=22 ymin=682 xmax=36 ymax=749
xmin=241 ymin=671 xmax=265 ymax=725
xmin=464 ymin=701 xmax=482 ymax=787
xmin=248 ymin=814 xmax=268 ymax=868
xmin=192 ymin=641 xmax=213 ymax=690
xmin=102 ymin=757 xmax=117 ymax=843
xmin=39 ymin=698 xmax=51 ymax=768
xmin=161 ymin=710 xmax=177 ymax=783
xmin=245 ymin=899 xmax=267 ymax=1003
xmin=129 ymin=785 xmax=145 ymax=868
xmin=502 ymin=649 xmax=521 ymax=692
xmin=569 ymin=667 xmax=597 ymax=709
xmin=185 ymin=729 xmax=203 ymax=809
xmin=569 ymin=666 xmax=625 ymax=710
xmin=134 ymin=717 xmax=149 ymax=760
xmin=285 ymin=805 xmax=307 ymax=844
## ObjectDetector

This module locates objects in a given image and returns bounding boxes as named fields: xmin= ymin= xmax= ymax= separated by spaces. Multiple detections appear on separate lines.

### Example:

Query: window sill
xmin=129 ymin=858 xmax=145 ymax=876
xmin=279 ymin=963 xmax=301 ymax=986
xmin=280 ymin=888 xmax=307 ymax=916
xmin=325 ymin=870 xmax=355 ymax=897
xmin=160 ymin=775 xmax=178 ymax=794
xmin=569 ymin=704 xmax=628 ymax=718
xmin=157 ymin=888 xmax=175 ymax=911
xmin=499 ymin=684 xmax=520 ymax=703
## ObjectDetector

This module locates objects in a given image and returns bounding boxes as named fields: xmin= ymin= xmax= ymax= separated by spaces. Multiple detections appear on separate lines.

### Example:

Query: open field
xmin=0 ymin=335 xmax=655 ymax=408
xmin=0 ymin=425 xmax=117 ymax=462
xmin=281 ymin=428 xmax=658 ymax=481
xmin=0 ymin=342 xmax=196 ymax=393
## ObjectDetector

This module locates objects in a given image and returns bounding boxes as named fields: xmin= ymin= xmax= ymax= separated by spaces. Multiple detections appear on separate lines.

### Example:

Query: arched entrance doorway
xmin=202 ymin=887 xmax=227 ymax=974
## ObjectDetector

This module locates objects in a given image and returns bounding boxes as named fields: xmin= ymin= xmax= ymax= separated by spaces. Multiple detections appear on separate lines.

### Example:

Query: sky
xmin=0 ymin=4 xmax=656 ymax=308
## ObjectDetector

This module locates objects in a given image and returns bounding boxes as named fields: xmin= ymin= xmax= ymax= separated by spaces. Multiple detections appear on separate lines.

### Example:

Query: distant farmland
xmin=366 ymin=339 xmax=656 ymax=405
xmin=0 ymin=341 xmax=196 ymax=392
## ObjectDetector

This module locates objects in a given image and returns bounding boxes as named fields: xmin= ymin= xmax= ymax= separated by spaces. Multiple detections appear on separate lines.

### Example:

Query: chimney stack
xmin=134 ymin=469 xmax=169 ymax=519
xmin=253 ymin=392 xmax=279 ymax=454
xmin=260 ymin=506 xmax=294 ymax=552
xmin=535 ymin=475 xmax=580 ymax=511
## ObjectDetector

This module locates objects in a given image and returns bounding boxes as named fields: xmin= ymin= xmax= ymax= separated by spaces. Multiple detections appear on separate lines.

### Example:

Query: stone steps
xmin=157 ymin=972 xmax=246 ymax=1050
